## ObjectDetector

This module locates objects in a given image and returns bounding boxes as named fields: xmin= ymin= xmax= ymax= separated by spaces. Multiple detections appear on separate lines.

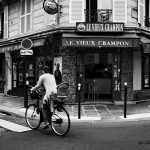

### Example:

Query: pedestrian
xmin=54 ymin=63 xmax=62 ymax=85
xmin=30 ymin=65 xmax=57 ymax=129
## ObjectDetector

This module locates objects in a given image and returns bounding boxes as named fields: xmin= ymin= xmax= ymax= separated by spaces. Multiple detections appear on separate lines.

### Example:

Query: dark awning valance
xmin=62 ymin=33 xmax=140 ymax=48
xmin=140 ymin=36 xmax=150 ymax=53
xmin=0 ymin=38 xmax=46 ymax=53
xmin=140 ymin=36 xmax=150 ymax=44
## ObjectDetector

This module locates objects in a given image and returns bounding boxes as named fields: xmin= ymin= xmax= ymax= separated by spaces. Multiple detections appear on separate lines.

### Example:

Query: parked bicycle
xmin=25 ymin=82 xmax=71 ymax=136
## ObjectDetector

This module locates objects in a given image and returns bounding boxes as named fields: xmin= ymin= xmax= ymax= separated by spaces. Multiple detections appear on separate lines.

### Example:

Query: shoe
xmin=43 ymin=123 xmax=50 ymax=129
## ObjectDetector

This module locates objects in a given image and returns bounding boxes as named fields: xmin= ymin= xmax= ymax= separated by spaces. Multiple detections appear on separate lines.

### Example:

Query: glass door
xmin=84 ymin=52 xmax=113 ymax=102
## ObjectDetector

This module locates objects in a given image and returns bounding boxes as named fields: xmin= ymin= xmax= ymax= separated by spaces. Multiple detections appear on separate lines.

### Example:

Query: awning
xmin=140 ymin=36 xmax=150 ymax=44
xmin=0 ymin=38 xmax=46 ymax=53
xmin=62 ymin=33 xmax=140 ymax=48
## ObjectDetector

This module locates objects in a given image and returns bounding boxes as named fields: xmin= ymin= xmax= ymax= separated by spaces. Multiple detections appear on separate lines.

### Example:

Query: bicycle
xmin=25 ymin=82 xmax=71 ymax=136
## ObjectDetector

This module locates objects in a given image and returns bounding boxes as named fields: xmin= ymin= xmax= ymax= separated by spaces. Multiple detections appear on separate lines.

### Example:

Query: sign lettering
xmin=62 ymin=38 xmax=140 ymax=48
xmin=20 ymin=49 xmax=33 ymax=55
xmin=76 ymin=22 xmax=124 ymax=32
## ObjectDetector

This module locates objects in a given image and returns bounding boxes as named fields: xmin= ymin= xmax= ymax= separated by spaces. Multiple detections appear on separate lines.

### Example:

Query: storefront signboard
xmin=62 ymin=38 xmax=140 ymax=48
xmin=76 ymin=22 xmax=124 ymax=32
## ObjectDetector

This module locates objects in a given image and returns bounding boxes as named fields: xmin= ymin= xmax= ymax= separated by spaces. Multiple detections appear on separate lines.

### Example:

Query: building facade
xmin=0 ymin=0 xmax=150 ymax=104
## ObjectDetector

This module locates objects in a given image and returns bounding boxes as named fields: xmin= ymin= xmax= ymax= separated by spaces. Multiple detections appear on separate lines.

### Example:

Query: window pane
xmin=4 ymin=22 xmax=8 ymax=38
xmin=26 ymin=14 xmax=30 ymax=32
xmin=26 ymin=0 xmax=31 ymax=13
xmin=21 ymin=0 xmax=25 ymax=15
xmin=97 ymin=0 xmax=112 ymax=9
xmin=21 ymin=16 xmax=25 ymax=33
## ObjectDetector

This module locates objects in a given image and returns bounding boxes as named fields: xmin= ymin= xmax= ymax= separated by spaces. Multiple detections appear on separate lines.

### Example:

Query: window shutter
xmin=69 ymin=0 xmax=85 ymax=23
xmin=138 ymin=0 xmax=145 ymax=25
xmin=4 ymin=6 xmax=8 ymax=38
xmin=113 ymin=0 xmax=127 ymax=23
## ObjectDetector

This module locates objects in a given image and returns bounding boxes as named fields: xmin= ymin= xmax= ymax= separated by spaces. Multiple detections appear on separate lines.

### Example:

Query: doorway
xmin=84 ymin=52 xmax=113 ymax=102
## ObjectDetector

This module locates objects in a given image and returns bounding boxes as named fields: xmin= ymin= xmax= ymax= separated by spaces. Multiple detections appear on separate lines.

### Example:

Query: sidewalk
xmin=1 ymin=94 xmax=150 ymax=122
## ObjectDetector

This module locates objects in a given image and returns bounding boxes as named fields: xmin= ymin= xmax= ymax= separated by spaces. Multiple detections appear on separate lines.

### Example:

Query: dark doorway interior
xmin=84 ymin=52 xmax=113 ymax=102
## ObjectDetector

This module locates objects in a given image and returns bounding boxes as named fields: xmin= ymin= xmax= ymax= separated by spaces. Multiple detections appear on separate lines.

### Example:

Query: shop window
xmin=143 ymin=55 xmax=150 ymax=88
xmin=18 ymin=60 xmax=24 ymax=86
xmin=36 ymin=56 xmax=53 ymax=80
xmin=20 ymin=0 xmax=32 ymax=34
xmin=85 ymin=53 xmax=112 ymax=78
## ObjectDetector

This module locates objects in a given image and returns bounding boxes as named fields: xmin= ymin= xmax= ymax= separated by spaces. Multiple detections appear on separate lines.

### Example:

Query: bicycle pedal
xmin=43 ymin=123 xmax=50 ymax=129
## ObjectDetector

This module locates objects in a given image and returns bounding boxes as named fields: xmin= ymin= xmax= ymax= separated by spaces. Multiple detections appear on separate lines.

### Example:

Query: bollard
xmin=78 ymin=83 xmax=81 ymax=119
xmin=124 ymin=82 xmax=127 ymax=118
xmin=24 ymin=84 xmax=28 ymax=108
xmin=24 ymin=73 xmax=29 ymax=108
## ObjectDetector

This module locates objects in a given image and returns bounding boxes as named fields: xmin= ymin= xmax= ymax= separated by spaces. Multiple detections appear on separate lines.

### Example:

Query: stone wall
xmin=61 ymin=48 xmax=76 ymax=103
xmin=121 ymin=48 xmax=133 ymax=101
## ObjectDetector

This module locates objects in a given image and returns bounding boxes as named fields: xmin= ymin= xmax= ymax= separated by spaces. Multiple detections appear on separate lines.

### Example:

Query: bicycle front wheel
xmin=51 ymin=107 xmax=70 ymax=136
xmin=25 ymin=104 xmax=41 ymax=130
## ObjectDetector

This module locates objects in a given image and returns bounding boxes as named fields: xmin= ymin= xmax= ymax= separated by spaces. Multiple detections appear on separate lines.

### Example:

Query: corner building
xmin=0 ymin=0 xmax=150 ymax=105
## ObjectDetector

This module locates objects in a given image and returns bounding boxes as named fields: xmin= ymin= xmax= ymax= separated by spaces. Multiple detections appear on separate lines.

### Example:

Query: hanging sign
xmin=21 ymin=38 xmax=33 ymax=49
xmin=43 ymin=0 xmax=58 ymax=15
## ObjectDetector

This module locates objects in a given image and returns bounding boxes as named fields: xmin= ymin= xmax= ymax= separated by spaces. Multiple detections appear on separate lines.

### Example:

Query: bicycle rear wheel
xmin=25 ymin=104 xmax=41 ymax=130
xmin=51 ymin=107 xmax=70 ymax=136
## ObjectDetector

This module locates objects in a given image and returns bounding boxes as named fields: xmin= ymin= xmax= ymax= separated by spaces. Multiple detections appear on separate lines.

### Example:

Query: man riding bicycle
xmin=30 ymin=65 xmax=57 ymax=129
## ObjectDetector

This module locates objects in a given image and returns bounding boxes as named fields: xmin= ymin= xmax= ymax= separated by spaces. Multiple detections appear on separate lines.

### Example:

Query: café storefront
xmin=0 ymin=37 xmax=54 ymax=97
xmin=61 ymin=22 xmax=141 ymax=104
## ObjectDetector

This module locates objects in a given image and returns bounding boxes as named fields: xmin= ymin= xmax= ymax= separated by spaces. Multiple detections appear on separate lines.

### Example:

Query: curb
xmin=1 ymin=106 xmax=150 ymax=123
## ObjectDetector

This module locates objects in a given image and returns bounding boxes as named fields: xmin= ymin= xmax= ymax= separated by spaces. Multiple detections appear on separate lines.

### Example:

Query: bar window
xmin=143 ymin=55 xmax=150 ymax=88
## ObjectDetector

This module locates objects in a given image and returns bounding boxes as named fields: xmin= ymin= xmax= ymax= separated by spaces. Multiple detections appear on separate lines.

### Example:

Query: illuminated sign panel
xmin=76 ymin=22 xmax=124 ymax=32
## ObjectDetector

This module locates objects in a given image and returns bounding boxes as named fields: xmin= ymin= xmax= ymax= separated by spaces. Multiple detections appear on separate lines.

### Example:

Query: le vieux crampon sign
xmin=62 ymin=22 xmax=140 ymax=48
xmin=76 ymin=22 xmax=124 ymax=32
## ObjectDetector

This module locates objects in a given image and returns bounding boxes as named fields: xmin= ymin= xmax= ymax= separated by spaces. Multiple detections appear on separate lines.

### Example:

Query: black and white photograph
xmin=0 ymin=0 xmax=150 ymax=149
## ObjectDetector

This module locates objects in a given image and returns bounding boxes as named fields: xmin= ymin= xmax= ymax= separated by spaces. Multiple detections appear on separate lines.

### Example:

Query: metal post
xmin=124 ymin=82 xmax=127 ymax=118
xmin=24 ymin=84 xmax=28 ymax=108
xmin=78 ymin=83 xmax=81 ymax=119
xmin=24 ymin=56 xmax=28 ymax=108
xmin=24 ymin=73 xmax=29 ymax=108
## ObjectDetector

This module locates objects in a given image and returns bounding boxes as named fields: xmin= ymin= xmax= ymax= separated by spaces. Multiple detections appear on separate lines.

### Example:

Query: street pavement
xmin=1 ymin=93 xmax=150 ymax=122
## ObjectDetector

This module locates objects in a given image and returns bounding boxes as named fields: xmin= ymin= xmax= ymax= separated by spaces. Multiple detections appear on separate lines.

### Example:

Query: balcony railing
xmin=145 ymin=16 xmax=150 ymax=27
xmin=84 ymin=9 xmax=112 ymax=23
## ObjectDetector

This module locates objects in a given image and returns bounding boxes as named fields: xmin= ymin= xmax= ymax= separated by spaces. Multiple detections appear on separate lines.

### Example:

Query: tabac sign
xmin=76 ymin=22 xmax=124 ymax=32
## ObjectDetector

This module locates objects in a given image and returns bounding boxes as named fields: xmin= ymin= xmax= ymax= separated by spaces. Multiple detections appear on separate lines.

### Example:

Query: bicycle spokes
xmin=51 ymin=107 xmax=70 ymax=136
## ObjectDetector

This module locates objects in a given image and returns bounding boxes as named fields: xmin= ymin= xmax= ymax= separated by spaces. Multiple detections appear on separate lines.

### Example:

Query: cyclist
xmin=30 ymin=65 xmax=57 ymax=129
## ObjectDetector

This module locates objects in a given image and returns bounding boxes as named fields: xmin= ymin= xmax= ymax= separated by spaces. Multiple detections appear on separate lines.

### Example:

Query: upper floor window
xmin=69 ymin=0 xmax=127 ymax=23
xmin=4 ymin=6 xmax=8 ymax=38
xmin=20 ymin=0 xmax=32 ymax=34
xmin=0 ymin=12 xmax=4 ymax=39
xmin=145 ymin=0 xmax=150 ymax=27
